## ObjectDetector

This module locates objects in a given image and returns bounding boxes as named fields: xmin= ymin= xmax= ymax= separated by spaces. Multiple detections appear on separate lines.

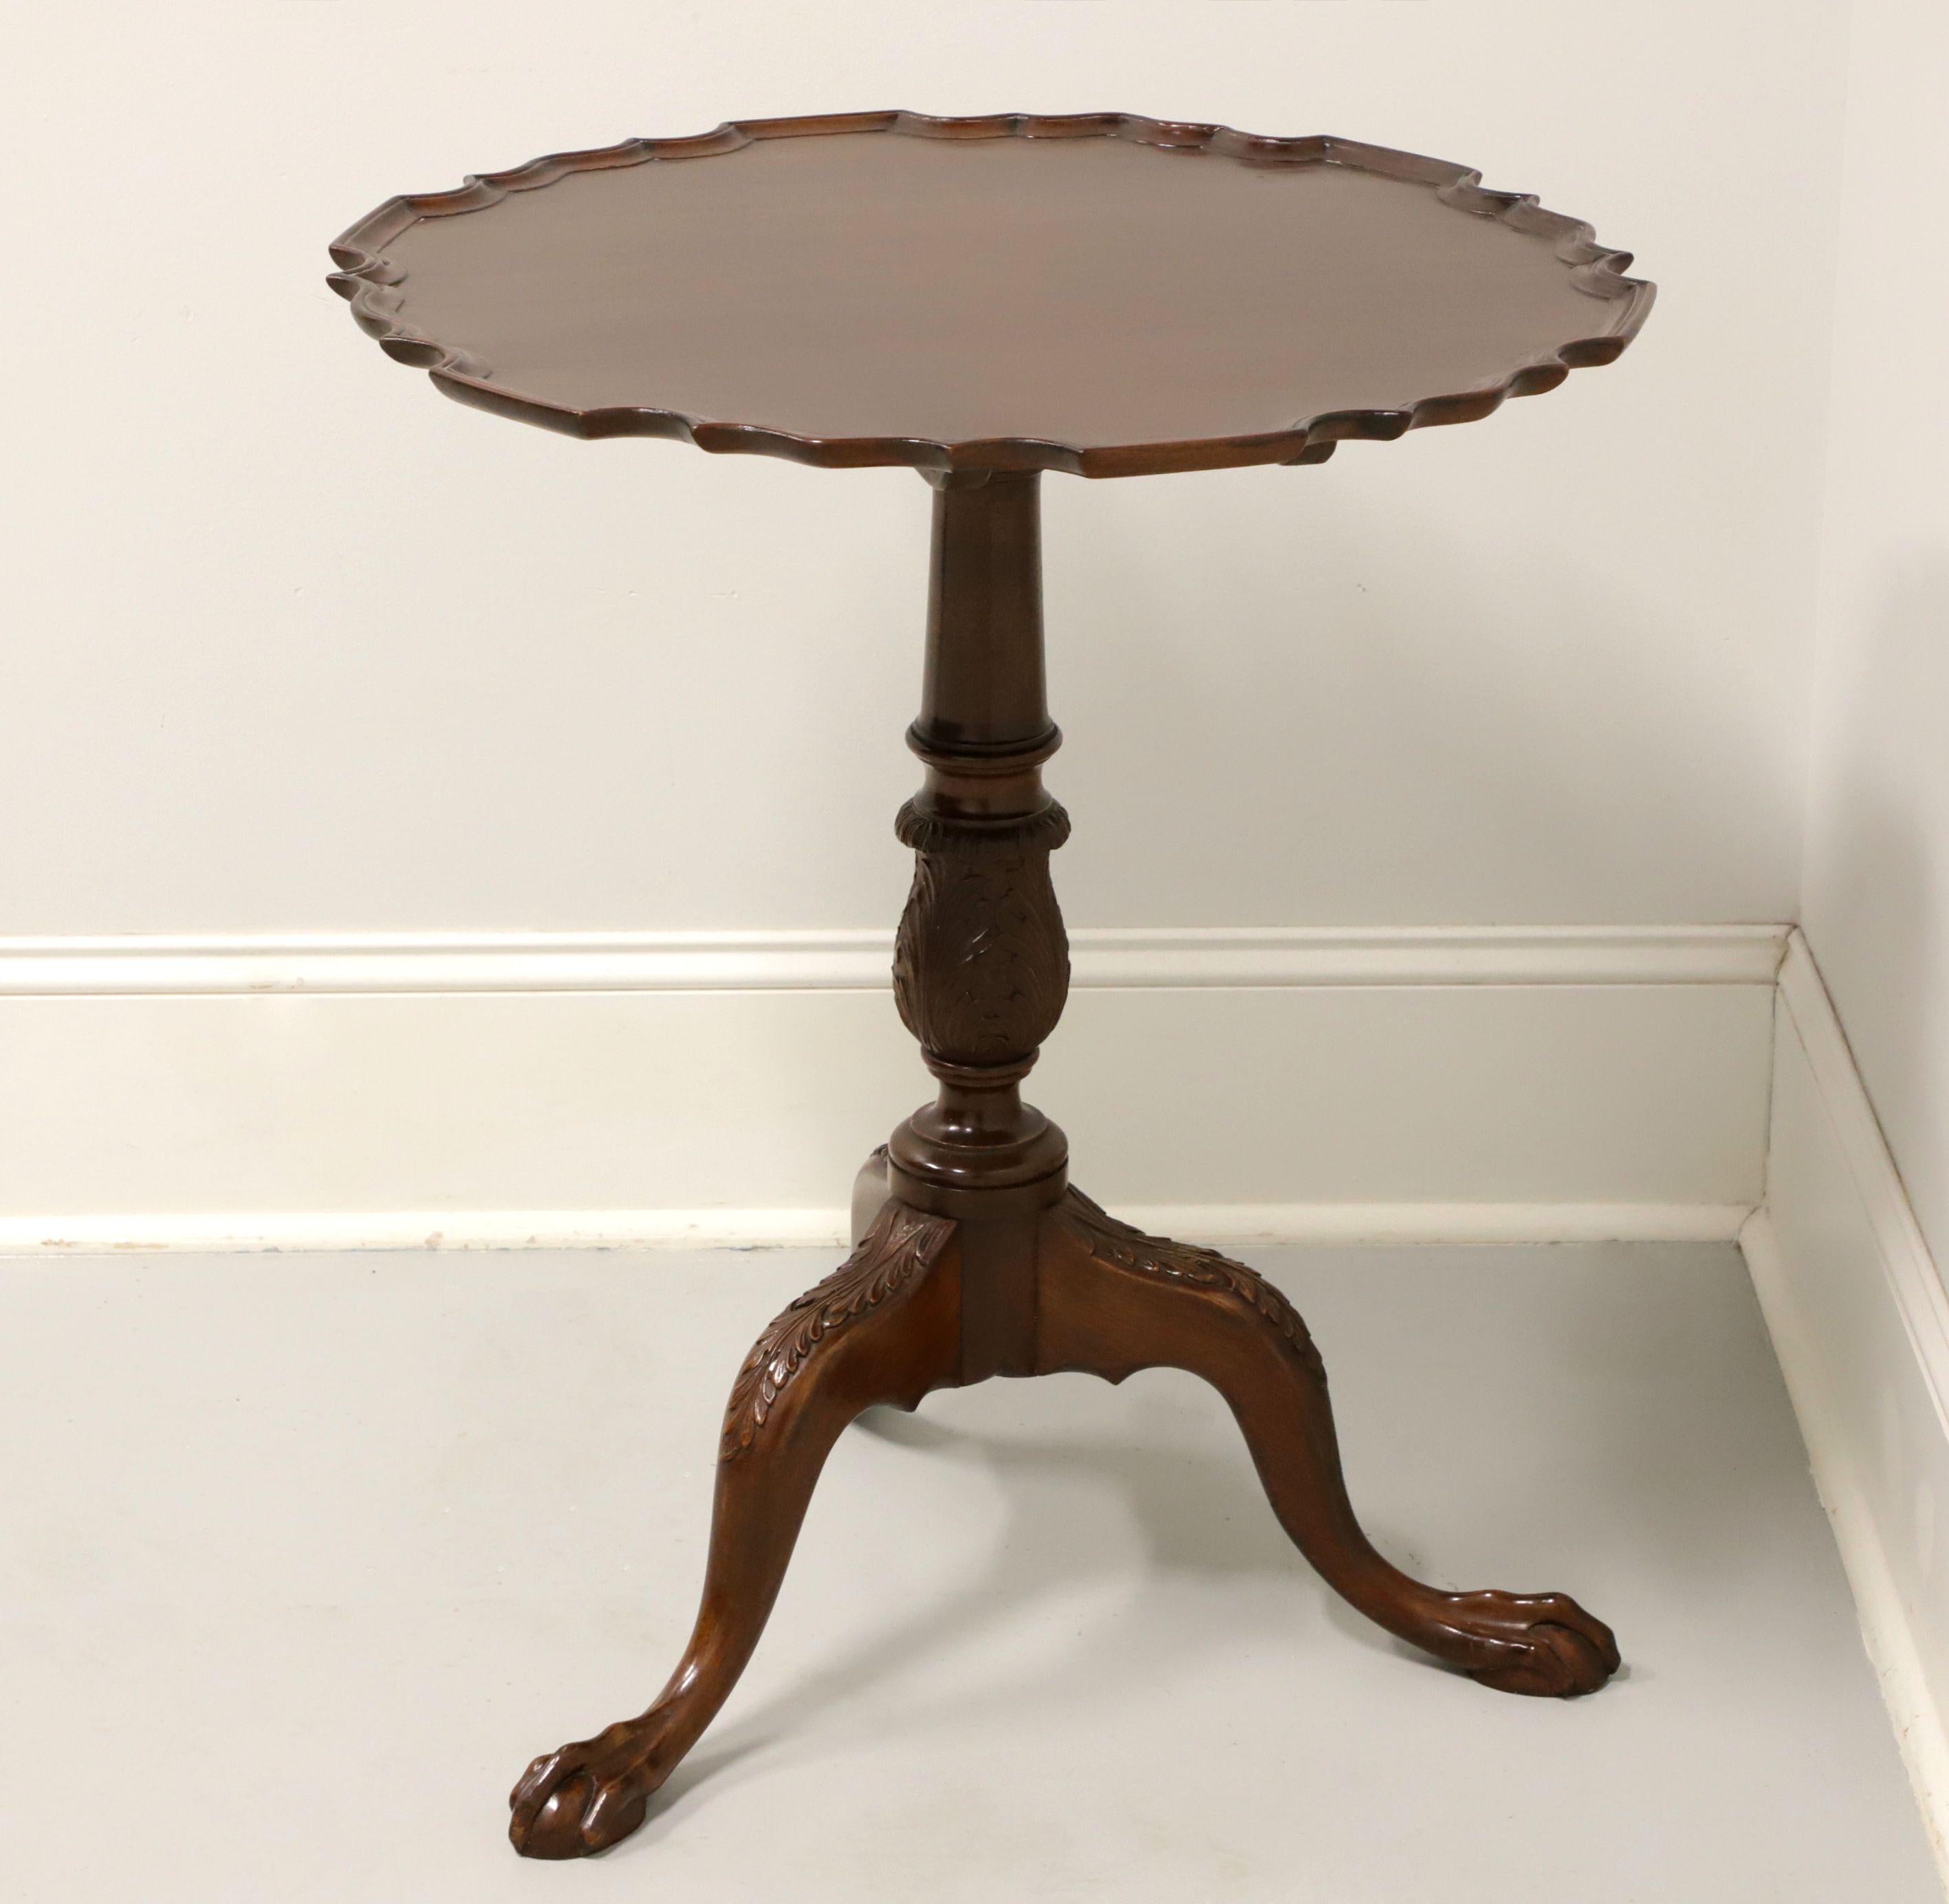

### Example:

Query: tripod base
xmin=508 ymin=468 xmax=1615 ymax=1862
xmin=508 ymin=1187 xmax=1618 ymax=1860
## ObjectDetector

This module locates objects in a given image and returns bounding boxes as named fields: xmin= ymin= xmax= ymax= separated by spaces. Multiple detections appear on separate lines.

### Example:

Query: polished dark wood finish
xmin=329 ymin=111 xmax=1652 ymax=478
xmin=889 ymin=470 xmax=1071 ymax=1224
xmin=511 ymin=1202 xmax=962 ymax=1859
xmin=511 ymin=1179 xmax=1618 ymax=1859
xmin=502 ymin=473 xmax=1621 ymax=1861
xmin=329 ymin=122 xmax=1649 ymax=1862
xmin=1038 ymin=1192 xmax=1619 ymax=1698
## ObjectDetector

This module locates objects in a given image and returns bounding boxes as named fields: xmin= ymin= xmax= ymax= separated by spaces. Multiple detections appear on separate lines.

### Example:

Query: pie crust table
xmin=328 ymin=110 xmax=1656 ymax=1860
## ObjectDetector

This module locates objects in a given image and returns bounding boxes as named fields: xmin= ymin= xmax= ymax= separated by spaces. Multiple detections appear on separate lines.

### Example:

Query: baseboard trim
xmin=0 ymin=922 xmax=1789 ymax=995
xmin=1743 ymin=1212 xmax=1949 ymax=1874
xmin=1777 ymin=936 xmax=1949 ymax=1426
xmin=0 ymin=926 xmax=1776 ymax=1239
xmin=1745 ymin=930 xmax=1949 ymax=1876
xmin=0 ymin=1199 xmax=1754 ymax=1258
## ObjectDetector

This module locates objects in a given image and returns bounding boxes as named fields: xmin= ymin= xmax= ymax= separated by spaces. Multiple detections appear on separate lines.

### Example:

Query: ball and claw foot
xmin=1436 ymin=1588 xmax=1620 ymax=1697
xmin=508 ymin=1720 xmax=671 ymax=1860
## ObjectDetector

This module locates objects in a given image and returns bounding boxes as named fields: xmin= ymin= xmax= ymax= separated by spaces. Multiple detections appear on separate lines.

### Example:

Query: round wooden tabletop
xmin=329 ymin=112 xmax=1653 ymax=479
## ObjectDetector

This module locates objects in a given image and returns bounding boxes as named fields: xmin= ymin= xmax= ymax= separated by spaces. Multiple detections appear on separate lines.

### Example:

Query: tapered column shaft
xmin=914 ymin=469 xmax=1054 ymax=757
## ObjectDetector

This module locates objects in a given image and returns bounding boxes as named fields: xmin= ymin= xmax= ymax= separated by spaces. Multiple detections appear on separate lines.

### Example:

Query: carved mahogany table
xmin=329 ymin=111 xmax=1654 ymax=1860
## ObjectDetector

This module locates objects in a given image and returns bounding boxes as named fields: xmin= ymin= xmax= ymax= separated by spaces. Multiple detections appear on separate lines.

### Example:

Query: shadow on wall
xmin=1806 ymin=550 xmax=1949 ymax=1261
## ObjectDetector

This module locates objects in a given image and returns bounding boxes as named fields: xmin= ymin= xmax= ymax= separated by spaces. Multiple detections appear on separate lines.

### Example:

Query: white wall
xmin=3 ymin=1 xmax=1839 ymax=939
xmin=1801 ymin=0 xmax=1949 ymax=1268
xmin=1775 ymin=14 xmax=1949 ymax=1833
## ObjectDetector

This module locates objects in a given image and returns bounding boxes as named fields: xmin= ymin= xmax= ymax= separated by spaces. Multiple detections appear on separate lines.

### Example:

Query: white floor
xmin=0 ymin=1240 xmax=1936 ymax=1902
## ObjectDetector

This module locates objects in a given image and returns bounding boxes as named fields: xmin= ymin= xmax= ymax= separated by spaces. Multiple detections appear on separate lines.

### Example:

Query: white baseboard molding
xmin=0 ymin=924 xmax=1777 ymax=1253
xmin=0 ymin=1200 xmax=1753 ymax=1257
xmin=0 ymin=923 xmax=1787 ymax=995
xmin=1744 ymin=932 xmax=1949 ymax=1873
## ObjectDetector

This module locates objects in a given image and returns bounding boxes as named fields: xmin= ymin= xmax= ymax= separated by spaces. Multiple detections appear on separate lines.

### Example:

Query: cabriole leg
xmin=1034 ymin=1189 xmax=1620 ymax=1696
xmin=508 ymin=1202 xmax=961 ymax=1858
